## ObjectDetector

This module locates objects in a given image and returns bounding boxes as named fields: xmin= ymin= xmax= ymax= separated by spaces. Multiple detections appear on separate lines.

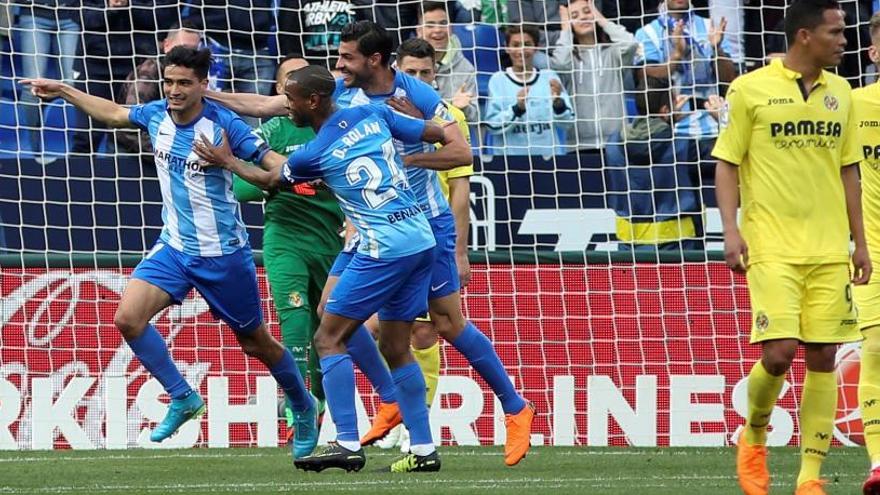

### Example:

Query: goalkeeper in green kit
xmin=233 ymin=55 xmax=344 ymax=448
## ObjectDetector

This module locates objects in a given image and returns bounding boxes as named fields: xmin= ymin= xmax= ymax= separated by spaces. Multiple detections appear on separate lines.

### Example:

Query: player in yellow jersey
xmin=712 ymin=1 xmax=871 ymax=494
xmin=853 ymin=13 xmax=880 ymax=495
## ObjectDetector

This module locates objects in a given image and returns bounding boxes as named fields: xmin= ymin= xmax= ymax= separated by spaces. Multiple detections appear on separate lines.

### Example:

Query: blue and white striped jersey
xmin=333 ymin=71 xmax=452 ymax=219
xmin=129 ymin=99 xmax=270 ymax=257
xmin=279 ymin=104 xmax=435 ymax=259
xmin=635 ymin=13 xmax=739 ymax=138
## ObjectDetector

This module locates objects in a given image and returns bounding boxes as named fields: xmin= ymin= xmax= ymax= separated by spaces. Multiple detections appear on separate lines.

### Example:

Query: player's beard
xmin=290 ymin=109 xmax=312 ymax=128
xmin=349 ymin=68 xmax=373 ymax=89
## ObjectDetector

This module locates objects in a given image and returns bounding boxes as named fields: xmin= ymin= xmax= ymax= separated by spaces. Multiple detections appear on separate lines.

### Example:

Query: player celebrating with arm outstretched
xmin=712 ymin=1 xmax=870 ymax=494
xmin=21 ymin=46 xmax=321 ymax=456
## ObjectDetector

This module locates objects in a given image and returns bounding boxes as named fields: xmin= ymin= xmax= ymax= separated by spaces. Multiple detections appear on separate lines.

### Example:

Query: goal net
xmin=0 ymin=0 xmax=872 ymax=450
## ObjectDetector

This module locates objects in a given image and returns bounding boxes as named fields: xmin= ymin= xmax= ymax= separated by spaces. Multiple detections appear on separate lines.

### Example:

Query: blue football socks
xmin=346 ymin=324 xmax=398 ymax=403
xmin=270 ymin=349 xmax=313 ymax=412
xmin=452 ymin=322 xmax=527 ymax=414
xmin=320 ymin=353 xmax=359 ymax=443
xmin=391 ymin=362 xmax=434 ymax=450
xmin=127 ymin=324 xmax=192 ymax=400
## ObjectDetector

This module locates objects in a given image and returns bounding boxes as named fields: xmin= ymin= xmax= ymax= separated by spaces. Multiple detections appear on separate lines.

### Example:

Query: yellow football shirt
xmin=712 ymin=58 xmax=860 ymax=265
xmin=853 ymin=83 xmax=880 ymax=259
xmin=437 ymin=102 xmax=473 ymax=200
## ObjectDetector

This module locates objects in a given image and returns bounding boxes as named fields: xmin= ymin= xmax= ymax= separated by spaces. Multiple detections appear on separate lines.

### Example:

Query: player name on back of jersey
xmin=331 ymin=120 xmax=383 ymax=160
xmin=387 ymin=205 xmax=422 ymax=224
xmin=155 ymin=149 xmax=203 ymax=174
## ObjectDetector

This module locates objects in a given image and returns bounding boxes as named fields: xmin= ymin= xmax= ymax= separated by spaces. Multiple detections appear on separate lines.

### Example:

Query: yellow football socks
xmin=744 ymin=360 xmax=786 ymax=445
xmin=412 ymin=342 xmax=441 ymax=407
xmin=796 ymin=370 xmax=837 ymax=487
xmin=861 ymin=328 xmax=880 ymax=467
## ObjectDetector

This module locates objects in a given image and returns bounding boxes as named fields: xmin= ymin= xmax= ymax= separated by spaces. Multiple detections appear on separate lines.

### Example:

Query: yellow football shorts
xmin=855 ymin=265 xmax=880 ymax=331
xmin=746 ymin=262 xmax=859 ymax=344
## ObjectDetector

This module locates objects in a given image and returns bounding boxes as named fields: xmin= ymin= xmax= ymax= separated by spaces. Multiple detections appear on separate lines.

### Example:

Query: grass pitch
xmin=0 ymin=446 xmax=869 ymax=494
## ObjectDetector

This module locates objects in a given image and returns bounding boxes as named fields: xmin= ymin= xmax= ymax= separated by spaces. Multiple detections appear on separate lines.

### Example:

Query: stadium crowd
xmin=0 ymin=0 xmax=874 ymax=151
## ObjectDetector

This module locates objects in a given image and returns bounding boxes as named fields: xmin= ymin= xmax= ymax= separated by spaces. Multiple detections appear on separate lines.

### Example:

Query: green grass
xmin=0 ymin=446 xmax=869 ymax=494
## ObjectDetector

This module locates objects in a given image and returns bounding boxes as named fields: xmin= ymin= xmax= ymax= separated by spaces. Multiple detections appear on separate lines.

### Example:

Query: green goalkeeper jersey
xmin=233 ymin=116 xmax=344 ymax=255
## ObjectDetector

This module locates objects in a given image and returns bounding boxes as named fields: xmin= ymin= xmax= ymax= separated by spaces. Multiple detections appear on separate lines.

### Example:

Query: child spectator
xmin=485 ymin=24 xmax=574 ymax=156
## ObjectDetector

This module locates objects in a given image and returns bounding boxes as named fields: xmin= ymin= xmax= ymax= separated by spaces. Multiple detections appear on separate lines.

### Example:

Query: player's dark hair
xmin=286 ymin=65 xmax=336 ymax=97
xmin=504 ymin=24 xmax=541 ymax=46
xmin=163 ymin=45 xmax=212 ymax=80
xmin=635 ymin=76 xmax=673 ymax=117
xmin=784 ymin=0 xmax=840 ymax=45
xmin=397 ymin=38 xmax=436 ymax=63
xmin=419 ymin=1 xmax=449 ymax=22
xmin=340 ymin=20 xmax=393 ymax=65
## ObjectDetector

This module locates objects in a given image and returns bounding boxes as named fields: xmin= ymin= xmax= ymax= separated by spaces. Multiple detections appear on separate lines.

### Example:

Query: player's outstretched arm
xmin=715 ymin=159 xmax=748 ymax=274
xmin=842 ymin=164 xmax=872 ymax=285
xmin=21 ymin=78 xmax=133 ymax=128
xmin=194 ymin=131 xmax=286 ymax=190
xmin=402 ymin=121 xmax=472 ymax=170
xmin=205 ymin=90 xmax=287 ymax=118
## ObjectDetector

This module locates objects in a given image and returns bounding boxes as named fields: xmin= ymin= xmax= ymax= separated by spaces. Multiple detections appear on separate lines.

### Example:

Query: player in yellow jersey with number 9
xmin=712 ymin=1 xmax=871 ymax=494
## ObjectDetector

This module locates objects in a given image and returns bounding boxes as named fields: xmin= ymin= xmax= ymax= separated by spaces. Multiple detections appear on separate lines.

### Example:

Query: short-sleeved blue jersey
xmin=280 ymin=104 xmax=435 ymax=259
xmin=129 ymin=99 xmax=270 ymax=256
xmin=333 ymin=71 xmax=453 ymax=219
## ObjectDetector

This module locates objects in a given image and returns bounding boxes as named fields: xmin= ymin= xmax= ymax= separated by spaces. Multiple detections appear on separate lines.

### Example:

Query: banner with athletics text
xmin=0 ymin=260 xmax=866 ymax=449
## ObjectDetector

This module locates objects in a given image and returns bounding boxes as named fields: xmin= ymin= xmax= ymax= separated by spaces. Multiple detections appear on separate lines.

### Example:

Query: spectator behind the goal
xmin=635 ymin=0 xmax=738 ymax=138
xmin=351 ymin=0 xmax=419 ymax=49
xmin=72 ymin=0 xmax=178 ymax=154
xmin=115 ymin=24 xmax=202 ymax=160
xmin=507 ymin=0 xmax=564 ymax=68
xmin=416 ymin=1 xmax=479 ymax=123
xmin=12 ymin=0 xmax=81 ymax=155
xmin=276 ymin=0 xmax=356 ymax=71
xmin=550 ymin=0 xmax=638 ymax=151
xmin=485 ymin=24 xmax=574 ymax=156
xmin=189 ymin=0 xmax=276 ymax=107
xmin=604 ymin=76 xmax=718 ymax=251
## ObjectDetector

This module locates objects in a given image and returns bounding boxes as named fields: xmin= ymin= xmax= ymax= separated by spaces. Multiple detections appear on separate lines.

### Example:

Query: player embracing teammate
xmin=210 ymin=20 xmax=535 ymax=471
